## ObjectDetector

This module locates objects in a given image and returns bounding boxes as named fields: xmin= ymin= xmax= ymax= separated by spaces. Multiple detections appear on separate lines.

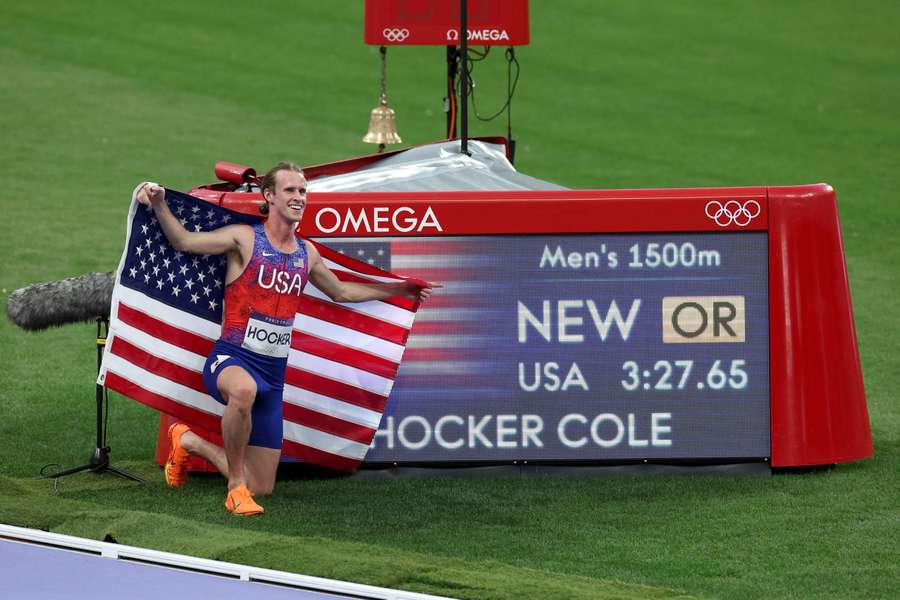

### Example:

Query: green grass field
xmin=2 ymin=1 xmax=899 ymax=598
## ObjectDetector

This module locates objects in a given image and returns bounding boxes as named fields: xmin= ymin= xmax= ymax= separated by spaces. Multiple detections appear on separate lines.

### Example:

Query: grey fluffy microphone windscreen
xmin=6 ymin=272 xmax=116 ymax=331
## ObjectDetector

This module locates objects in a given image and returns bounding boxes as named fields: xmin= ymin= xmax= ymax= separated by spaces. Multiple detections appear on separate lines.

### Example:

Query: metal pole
xmin=460 ymin=0 xmax=469 ymax=155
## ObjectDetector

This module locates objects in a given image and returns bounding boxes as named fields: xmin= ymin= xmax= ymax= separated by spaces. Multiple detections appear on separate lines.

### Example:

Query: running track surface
xmin=0 ymin=539 xmax=359 ymax=599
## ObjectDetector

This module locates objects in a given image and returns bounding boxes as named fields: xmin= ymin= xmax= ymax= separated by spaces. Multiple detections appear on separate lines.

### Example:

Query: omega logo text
xmin=446 ymin=28 xmax=510 ymax=42
xmin=314 ymin=206 xmax=442 ymax=234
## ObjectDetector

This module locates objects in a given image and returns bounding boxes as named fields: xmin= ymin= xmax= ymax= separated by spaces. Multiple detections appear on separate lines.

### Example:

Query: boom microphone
xmin=6 ymin=272 xmax=115 ymax=331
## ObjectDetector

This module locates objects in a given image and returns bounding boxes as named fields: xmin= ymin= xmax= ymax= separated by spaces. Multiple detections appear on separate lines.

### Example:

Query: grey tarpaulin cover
xmin=308 ymin=140 xmax=567 ymax=192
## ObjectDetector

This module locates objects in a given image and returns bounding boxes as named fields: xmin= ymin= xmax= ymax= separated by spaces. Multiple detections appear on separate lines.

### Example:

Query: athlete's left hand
xmin=404 ymin=281 xmax=435 ymax=304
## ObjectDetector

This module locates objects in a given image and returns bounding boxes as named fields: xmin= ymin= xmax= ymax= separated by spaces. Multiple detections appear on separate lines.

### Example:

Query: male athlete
xmin=136 ymin=162 xmax=430 ymax=516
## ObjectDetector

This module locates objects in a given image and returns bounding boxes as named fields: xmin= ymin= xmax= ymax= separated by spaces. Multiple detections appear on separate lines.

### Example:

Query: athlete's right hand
xmin=136 ymin=182 xmax=165 ymax=206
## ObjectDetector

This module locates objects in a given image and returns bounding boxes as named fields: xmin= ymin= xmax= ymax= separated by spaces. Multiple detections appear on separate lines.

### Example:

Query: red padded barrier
xmin=767 ymin=185 xmax=871 ymax=466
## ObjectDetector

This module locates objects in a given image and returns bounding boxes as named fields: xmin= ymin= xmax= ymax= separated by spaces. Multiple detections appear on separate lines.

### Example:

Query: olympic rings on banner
xmin=705 ymin=200 xmax=761 ymax=227
xmin=383 ymin=28 xmax=410 ymax=42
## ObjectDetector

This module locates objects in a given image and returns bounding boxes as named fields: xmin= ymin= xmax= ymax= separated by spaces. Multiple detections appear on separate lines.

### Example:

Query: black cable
xmin=463 ymin=46 xmax=520 ymax=123
xmin=39 ymin=464 xmax=64 ymax=493
xmin=467 ymin=45 xmax=490 ymax=61
xmin=39 ymin=463 xmax=62 ymax=477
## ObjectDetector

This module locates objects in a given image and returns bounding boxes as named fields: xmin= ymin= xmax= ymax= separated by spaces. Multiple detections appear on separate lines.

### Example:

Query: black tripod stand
xmin=42 ymin=317 xmax=145 ymax=482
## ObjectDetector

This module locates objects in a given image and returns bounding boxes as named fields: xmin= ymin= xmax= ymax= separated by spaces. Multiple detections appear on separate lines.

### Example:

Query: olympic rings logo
xmin=705 ymin=200 xmax=761 ymax=227
xmin=383 ymin=28 xmax=410 ymax=42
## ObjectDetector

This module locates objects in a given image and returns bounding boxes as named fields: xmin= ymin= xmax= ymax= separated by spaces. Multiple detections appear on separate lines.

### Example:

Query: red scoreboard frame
xmin=169 ymin=180 xmax=872 ymax=469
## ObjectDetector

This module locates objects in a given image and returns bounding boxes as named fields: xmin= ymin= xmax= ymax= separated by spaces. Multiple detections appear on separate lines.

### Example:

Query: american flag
xmin=98 ymin=187 xmax=424 ymax=472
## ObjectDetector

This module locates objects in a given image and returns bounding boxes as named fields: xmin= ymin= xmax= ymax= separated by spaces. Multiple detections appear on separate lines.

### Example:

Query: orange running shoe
xmin=225 ymin=484 xmax=265 ymax=516
xmin=164 ymin=423 xmax=190 ymax=487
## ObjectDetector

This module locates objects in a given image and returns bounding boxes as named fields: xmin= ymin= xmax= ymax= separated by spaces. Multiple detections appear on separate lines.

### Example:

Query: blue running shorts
xmin=201 ymin=339 xmax=285 ymax=450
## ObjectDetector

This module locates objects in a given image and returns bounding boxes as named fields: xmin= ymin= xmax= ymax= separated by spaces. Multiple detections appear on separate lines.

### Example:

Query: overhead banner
xmin=316 ymin=231 xmax=770 ymax=464
xmin=364 ymin=0 xmax=530 ymax=46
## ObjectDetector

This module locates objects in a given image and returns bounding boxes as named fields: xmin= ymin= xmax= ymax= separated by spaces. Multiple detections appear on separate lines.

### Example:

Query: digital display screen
xmin=318 ymin=232 xmax=770 ymax=463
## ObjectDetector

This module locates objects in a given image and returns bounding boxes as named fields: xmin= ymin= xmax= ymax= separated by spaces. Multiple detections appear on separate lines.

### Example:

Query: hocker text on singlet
xmin=242 ymin=311 xmax=294 ymax=358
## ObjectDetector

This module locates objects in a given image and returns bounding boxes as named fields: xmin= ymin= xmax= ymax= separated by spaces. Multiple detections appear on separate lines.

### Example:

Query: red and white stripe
xmin=283 ymin=241 xmax=418 ymax=470
xmin=100 ymin=286 xmax=224 ymax=433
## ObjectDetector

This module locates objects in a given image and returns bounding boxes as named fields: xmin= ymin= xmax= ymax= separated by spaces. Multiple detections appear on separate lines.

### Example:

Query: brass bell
xmin=363 ymin=99 xmax=402 ymax=145
xmin=363 ymin=46 xmax=401 ymax=148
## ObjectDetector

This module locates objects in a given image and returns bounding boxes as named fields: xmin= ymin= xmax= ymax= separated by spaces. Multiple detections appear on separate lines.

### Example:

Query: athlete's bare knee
xmin=218 ymin=367 xmax=256 ymax=410
xmin=224 ymin=388 xmax=255 ymax=415
xmin=250 ymin=481 xmax=275 ymax=496
xmin=221 ymin=379 xmax=256 ymax=414
xmin=244 ymin=448 xmax=279 ymax=496
xmin=244 ymin=466 xmax=275 ymax=496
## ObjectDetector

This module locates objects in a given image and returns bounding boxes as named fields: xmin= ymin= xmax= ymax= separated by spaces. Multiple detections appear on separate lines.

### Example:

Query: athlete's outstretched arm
xmin=305 ymin=241 xmax=432 ymax=304
xmin=136 ymin=183 xmax=249 ymax=256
